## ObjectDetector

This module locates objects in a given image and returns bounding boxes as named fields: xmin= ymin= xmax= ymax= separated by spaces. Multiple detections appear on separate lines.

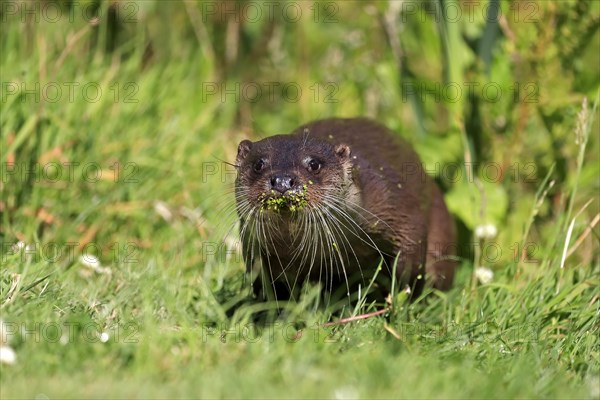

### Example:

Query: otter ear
xmin=334 ymin=144 xmax=351 ymax=160
xmin=237 ymin=140 xmax=253 ymax=163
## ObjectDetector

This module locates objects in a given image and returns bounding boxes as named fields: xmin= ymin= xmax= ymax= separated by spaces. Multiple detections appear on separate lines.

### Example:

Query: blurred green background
xmin=1 ymin=0 xmax=599 ymax=398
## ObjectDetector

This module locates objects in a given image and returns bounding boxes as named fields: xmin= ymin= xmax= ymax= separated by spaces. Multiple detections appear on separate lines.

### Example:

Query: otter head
xmin=235 ymin=135 xmax=354 ymax=215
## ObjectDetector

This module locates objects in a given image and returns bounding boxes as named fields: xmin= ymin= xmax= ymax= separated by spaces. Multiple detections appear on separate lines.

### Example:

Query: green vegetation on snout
xmin=260 ymin=183 xmax=310 ymax=213
xmin=1 ymin=1 xmax=598 ymax=399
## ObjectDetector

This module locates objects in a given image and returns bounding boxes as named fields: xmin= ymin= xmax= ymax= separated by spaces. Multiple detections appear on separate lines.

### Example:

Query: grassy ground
xmin=1 ymin=1 xmax=599 ymax=399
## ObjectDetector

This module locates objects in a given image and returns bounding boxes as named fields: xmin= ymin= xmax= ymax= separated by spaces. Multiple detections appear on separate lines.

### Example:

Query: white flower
xmin=0 ymin=345 xmax=16 ymax=365
xmin=475 ymin=267 xmax=494 ymax=284
xmin=100 ymin=332 xmax=110 ymax=343
xmin=79 ymin=255 xmax=111 ymax=275
xmin=0 ymin=319 xmax=16 ymax=365
xmin=60 ymin=334 xmax=69 ymax=345
xmin=79 ymin=254 xmax=100 ymax=268
xmin=11 ymin=241 xmax=25 ymax=252
xmin=334 ymin=386 xmax=359 ymax=400
xmin=475 ymin=224 xmax=498 ymax=239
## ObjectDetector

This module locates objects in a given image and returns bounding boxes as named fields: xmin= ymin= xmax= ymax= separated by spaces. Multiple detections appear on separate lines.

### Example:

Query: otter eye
xmin=307 ymin=159 xmax=321 ymax=173
xmin=253 ymin=159 xmax=265 ymax=173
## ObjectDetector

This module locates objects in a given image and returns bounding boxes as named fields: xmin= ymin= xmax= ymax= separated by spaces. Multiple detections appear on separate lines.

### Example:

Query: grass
xmin=1 ymin=1 xmax=599 ymax=399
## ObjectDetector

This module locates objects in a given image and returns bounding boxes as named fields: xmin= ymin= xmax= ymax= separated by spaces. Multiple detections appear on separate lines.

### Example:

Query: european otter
xmin=235 ymin=118 xmax=457 ymax=301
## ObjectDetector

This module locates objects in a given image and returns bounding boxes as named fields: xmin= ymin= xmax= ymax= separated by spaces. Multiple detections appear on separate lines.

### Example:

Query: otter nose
xmin=270 ymin=175 xmax=296 ymax=193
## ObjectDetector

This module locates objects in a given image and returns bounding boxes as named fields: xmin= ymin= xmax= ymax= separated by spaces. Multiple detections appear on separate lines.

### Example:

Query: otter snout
xmin=269 ymin=174 xmax=298 ymax=194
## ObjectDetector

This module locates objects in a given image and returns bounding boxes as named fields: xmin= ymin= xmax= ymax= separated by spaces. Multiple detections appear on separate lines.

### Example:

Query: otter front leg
xmin=256 ymin=252 xmax=297 ymax=301
xmin=243 ymin=248 xmax=292 ymax=301
xmin=240 ymin=227 xmax=265 ymax=299
xmin=392 ymin=242 xmax=428 ymax=297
